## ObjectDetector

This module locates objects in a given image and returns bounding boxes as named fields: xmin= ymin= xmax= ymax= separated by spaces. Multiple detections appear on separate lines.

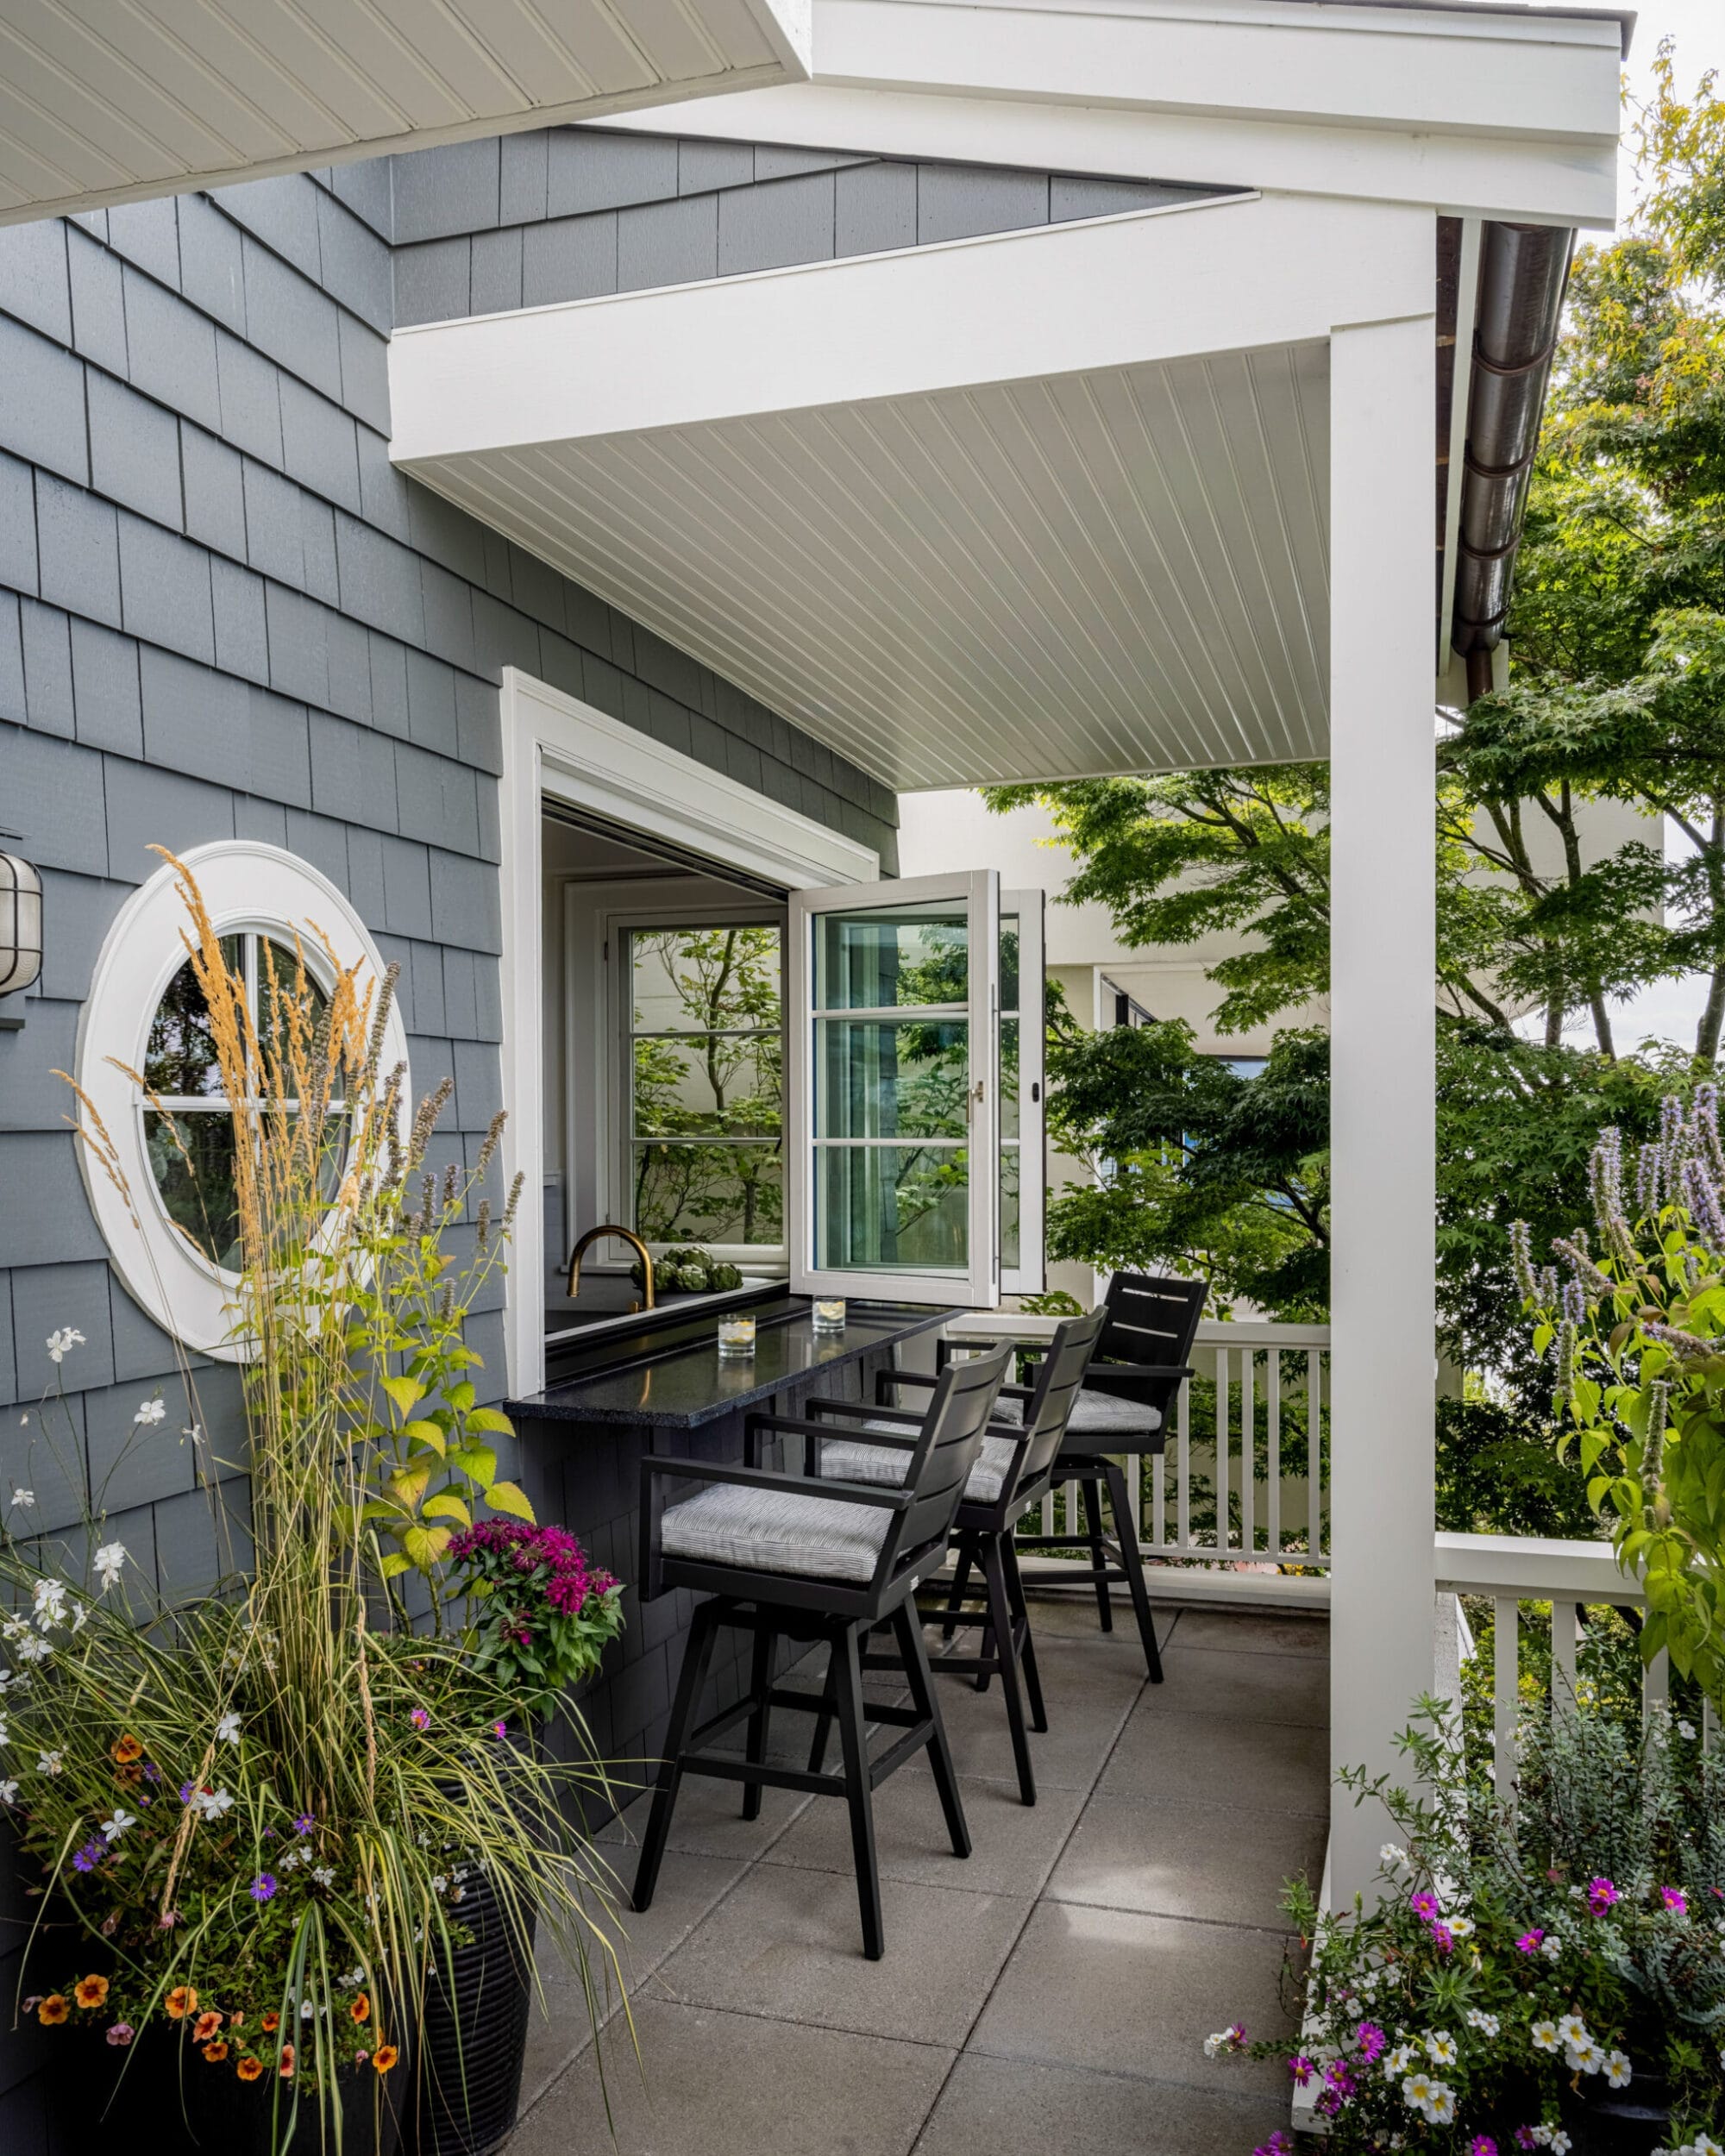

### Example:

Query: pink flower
xmin=1430 ymin=1922 xmax=1455 ymax=1954
xmin=1515 ymin=2131 xmax=1540 ymax=2151
xmin=1410 ymin=1890 xmax=1440 ymax=1921
xmin=1287 ymin=2055 xmax=1315 ymax=2085
xmin=105 ymin=2022 xmax=135 ymax=2047
xmin=1588 ymin=1875 xmax=1619 ymax=1914
xmin=409 ymin=1707 xmax=430 ymax=1732
xmin=1515 ymin=1929 xmax=1545 ymax=1952
xmin=1661 ymin=1885 xmax=1688 ymax=1914
xmin=1356 ymin=2022 xmax=1386 ymax=2064
xmin=1323 ymin=2060 xmax=1356 ymax=2099
xmin=1253 ymin=2137 xmax=1294 ymax=2156
xmin=1469 ymin=2139 xmax=1498 ymax=2156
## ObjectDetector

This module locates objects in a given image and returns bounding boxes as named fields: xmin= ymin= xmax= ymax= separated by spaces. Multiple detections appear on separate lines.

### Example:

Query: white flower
xmin=300 ymin=2000 xmax=316 ymax=2021
xmin=100 ymin=1808 xmax=136 ymax=1841
xmin=182 ymin=1423 xmax=203 ymax=1445
xmin=191 ymin=1786 xmax=234 ymax=1821
xmin=37 ymin=1749 xmax=62 ymax=1775
xmin=338 ymin=1967 xmax=363 ymax=1989
xmin=133 ymin=1397 xmax=166 ymax=1426
xmin=0 ymin=1778 xmax=15 ymax=1802
xmin=1202 ymin=2026 xmax=1245 ymax=2058
xmin=45 ymin=1328 xmax=85 ymax=1363
xmin=1379 ymin=1842 xmax=1408 ymax=1874
xmin=1465 ymin=2009 xmax=1500 ymax=2038
xmin=1547 ymin=2135 xmax=1571 ymax=2155
xmin=431 ymin=1874 xmax=448 ymax=1894
xmin=1565 ymin=2036 xmax=1603 ymax=2075
xmin=1603 ymin=2051 xmax=1632 ymax=2089
xmin=1346 ymin=1997 xmax=1364 ymax=2018
xmin=1540 ymin=1934 xmax=1563 ymax=1960
xmin=1402 ymin=2071 xmax=1434 ymax=2111
xmin=1691 ymin=2137 xmax=1723 ymax=2156
xmin=1679 ymin=1719 xmax=1698 ymax=1740
xmin=313 ymin=1867 xmax=336 ymax=1890
xmin=31 ymin=1578 xmax=66 ymax=1631
xmin=1532 ymin=2021 xmax=1561 ymax=2053
xmin=1425 ymin=2029 xmax=1458 ymax=2066
xmin=1557 ymin=2014 xmax=1589 ymax=2048
xmin=1446 ymin=1915 xmax=1474 ymax=1938
xmin=216 ymin=1710 xmax=242 ymax=1745
xmin=93 ymin=1542 xmax=128 ymax=1592
xmin=1424 ymin=2084 xmax=1456 ymax=2125
xmin=9 ymin=1489 xmax=33 ymax=1512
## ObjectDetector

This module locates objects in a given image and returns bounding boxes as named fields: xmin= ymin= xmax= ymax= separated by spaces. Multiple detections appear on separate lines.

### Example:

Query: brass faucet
xmin=566 ymin=1223 xmax=655 ymax=1308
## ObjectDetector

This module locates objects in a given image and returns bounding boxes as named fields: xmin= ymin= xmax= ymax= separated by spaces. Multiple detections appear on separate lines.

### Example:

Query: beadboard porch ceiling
xmin=390 ymin=194 xmax=1358 ymax=789
xmin=0 ymin=0 xmax=810 ymax=225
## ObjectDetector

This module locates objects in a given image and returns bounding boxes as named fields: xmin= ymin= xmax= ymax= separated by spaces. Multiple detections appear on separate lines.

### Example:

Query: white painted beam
xmin=389 ymin=190 xmax=1425 ymax=464
xmin=1327 ymin=298 xmax=1439 ymax=1906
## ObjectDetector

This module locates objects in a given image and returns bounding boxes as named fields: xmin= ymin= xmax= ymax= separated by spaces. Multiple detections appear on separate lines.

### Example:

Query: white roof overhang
xmin=391 ymin=190 xmax=1433 ymax=787
xmin=0 ymin=0 xmax=810 ymax=228
xmin=616 ymin=0 xmax=1626 ymax=227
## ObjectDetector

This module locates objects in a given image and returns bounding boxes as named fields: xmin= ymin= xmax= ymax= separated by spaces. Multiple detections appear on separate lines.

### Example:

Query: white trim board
xmin=498 ymin=668 xmax=879 ymax=1398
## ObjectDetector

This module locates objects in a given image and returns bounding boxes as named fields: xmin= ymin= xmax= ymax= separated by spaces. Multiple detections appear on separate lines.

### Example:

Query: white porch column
xmin=1328 ymin=301 xmax=1437 ymax=1904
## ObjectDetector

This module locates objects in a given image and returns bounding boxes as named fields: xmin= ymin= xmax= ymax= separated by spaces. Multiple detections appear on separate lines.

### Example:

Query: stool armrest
xmin=639 ymin=1455 xmax=912 ymax=1600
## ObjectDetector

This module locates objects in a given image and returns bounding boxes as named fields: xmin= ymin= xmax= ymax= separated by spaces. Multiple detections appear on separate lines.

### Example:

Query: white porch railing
xmin=1431 ymin=1531 xmax=1723 ymax=1787
xmin=939 ymin=1313 xmax=1331 ymax=1591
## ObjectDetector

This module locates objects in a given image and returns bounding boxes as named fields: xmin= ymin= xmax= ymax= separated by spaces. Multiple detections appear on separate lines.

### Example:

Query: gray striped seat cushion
xmin=994 ymin=1386 xmax=1163 ymax=1437
xmin=819 ymin=1422 xmax=1019 ymax=1504
xmin=660 ymin=1481 xmax=889 ymax=1583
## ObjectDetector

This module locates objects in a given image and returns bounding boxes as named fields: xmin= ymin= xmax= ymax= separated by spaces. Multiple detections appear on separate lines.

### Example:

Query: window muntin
xmin=140 ymin=933 xmax=341 ymax=1273
xmin=624 ymin=923 xmax=784 ymax=1250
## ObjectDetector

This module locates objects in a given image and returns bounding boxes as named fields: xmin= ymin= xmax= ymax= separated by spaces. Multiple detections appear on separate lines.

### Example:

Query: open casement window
xmin=1000 ymin=889 xmax=1046 ymax=1296
xmin=788 ymin=870 xmax=1044 ymax=1306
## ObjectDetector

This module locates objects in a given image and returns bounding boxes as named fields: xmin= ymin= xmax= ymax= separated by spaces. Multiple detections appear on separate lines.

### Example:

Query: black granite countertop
xmin=507 ymin=1299 xmax=952 ymax=1431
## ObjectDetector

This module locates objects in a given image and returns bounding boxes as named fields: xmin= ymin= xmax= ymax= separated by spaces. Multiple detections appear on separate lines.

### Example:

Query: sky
xmin=1529 ymin=0 xmax=1725 ymax=1055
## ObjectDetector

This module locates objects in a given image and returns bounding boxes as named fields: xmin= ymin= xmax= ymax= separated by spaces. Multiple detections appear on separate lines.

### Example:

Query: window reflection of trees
xmin=628 ymin=925 xmax=783 ymax=1247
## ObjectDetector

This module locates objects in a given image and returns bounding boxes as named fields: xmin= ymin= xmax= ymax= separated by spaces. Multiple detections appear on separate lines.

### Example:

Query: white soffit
xmin=0 ymin=0 xmax=810 ymax=225
xmin=405 ymin=343 xmax=1331 ymax=787
xmin=390 ymin=192 xmax=1428 ymax=786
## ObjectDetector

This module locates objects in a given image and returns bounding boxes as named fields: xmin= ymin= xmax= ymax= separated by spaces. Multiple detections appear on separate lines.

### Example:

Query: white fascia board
xmin=389 ymin=190 xmax=1428 ymax=466
xmin=613 ymin=80 xmax=1617 ymax=226
xmin=804 ymin=0 xmax=1622 ymax=146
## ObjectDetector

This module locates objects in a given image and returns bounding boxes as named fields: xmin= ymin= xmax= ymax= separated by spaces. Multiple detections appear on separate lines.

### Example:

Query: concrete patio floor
xmin=507 ymin=1601 xmax=1329 ymax=2156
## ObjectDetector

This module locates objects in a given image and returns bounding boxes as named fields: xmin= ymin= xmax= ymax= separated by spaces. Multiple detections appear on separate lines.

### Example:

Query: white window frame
xmin=500 ymin=667 xmax=880 ymax=1397
xmin=1001 ymin=886 xmax=1046 ymax=1297
xmin=73 ymin=841 xmax=409 ymax=1363
xmin=788 ymin=868 xmax=1000 ymax=1307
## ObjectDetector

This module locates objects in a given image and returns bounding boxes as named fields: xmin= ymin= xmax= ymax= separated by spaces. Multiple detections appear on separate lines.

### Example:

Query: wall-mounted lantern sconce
xmin=0 ymin=841 xmax=43 ymax=1032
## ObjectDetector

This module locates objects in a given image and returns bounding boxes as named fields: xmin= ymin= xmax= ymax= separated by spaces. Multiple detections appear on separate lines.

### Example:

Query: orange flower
xmin=203 ymin=2040 xmax=229 ymax=2064
xmin=260 ymin=2010 xmax=280 ymax=2034
xmin=38 ymin=1995 xmax=69 ymax=2026
xmin=236 ymin=2056 xmax=265 ymax=2083
xmin=228 ymin=2011 xmax=246 ymax=2028
xmin=74 ymin=1976 xmax=110 ymax=2009
xmin=110 ymin=1733 xmax=143 ymax=1764
xmin=350 ymin=1993 xmax=371 ymax=2024
xmin=373 ymin=2044 xmax=398 ymax=2075
xmin=165 ymin=1985 xmax=198 ymax=2020
xmin=192 ymin=2009 xmax=223 ymax=2042
xmin=279 ymin=2043 xmax=295 ymax=2079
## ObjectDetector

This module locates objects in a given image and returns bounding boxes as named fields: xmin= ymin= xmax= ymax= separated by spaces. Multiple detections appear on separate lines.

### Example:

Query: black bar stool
xmin=976 ymin=1273 xmax=1204 ymax=1680
xmin=793 ymin=1310 xmax=1106 ymax=1805
xmin=632 ymin=1347 xmax=1011 ymax=1960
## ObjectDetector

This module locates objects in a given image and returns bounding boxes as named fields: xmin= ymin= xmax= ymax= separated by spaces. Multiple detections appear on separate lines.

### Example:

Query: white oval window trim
xmin=74 ymin=841 xmax=411 ymax=1364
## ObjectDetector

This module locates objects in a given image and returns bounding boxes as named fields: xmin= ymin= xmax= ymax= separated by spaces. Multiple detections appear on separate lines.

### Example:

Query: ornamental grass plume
xmin=4 ymin=856 xmax=630 ymax=2152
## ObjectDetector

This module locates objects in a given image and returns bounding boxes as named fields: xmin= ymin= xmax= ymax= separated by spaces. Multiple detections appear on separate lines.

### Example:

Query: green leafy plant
xmin=1515 ymin=1088 xmax=1725 ymax=1714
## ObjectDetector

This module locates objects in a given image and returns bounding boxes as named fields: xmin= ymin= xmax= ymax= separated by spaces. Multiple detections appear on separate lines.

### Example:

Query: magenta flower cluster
xmin=1587 ymin=1875 xmax=1620 ymax=1915
xmin=449 ymin=1518 xmax=617 ymax=1619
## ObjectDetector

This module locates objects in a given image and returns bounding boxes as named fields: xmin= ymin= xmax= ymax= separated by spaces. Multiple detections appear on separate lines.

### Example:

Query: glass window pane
xmin=1000 ymin=1015 xmax=1019 ymax=1142
xmin=815 ymin=1018 xmax=968 ymax=1140
xmin=632 ymin=1031 xmax=781 ymax=1139
xmin=814 ymin=907 xmax=968 ymax=1010
xmin=815 ymin=1144 xmax=969 ymax=1274
xmin=143 ymin=936 xmax=243 ymax=1099
xmin=1000 ymin=915 xmax=1019 ymax=1014
xmin=630 ymin=926 xmax=781 ymax=1036
xmin=632 ymin=1143 xmax=783 ymax=1247
xmin=145 ymin=1109 xmax=242 ymax=1269
xmin=1000 ymin=1144 xmax=1019 ymax=1275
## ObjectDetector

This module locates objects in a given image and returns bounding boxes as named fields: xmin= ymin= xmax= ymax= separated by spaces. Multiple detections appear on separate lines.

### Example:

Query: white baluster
xmin=1241 ymin=1348 xmax=1256 ymax=1557
xmin=1550 ymin=1599 xmax=1578 ymax=1724
xmin=1308 ymin=1351 xmax=1323 ymax=1560
xmin=1495 ymin=1596 xmax=1519 ymax=1796
xmin=1215 ymin=1344 xmax=1231 ymax=1551
xmin=1177 ymin=1366 xmax=1191 ymax=1551
xmin=1267 ymin=1346 xmax=1283 ymax=1558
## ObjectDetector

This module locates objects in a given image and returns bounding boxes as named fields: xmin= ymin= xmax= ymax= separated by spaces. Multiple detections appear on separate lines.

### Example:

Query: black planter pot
xmin=1560 ymin=2071 xmax=1672 ymax=2155
xmin=174 ymin=2053 xmax=407 ymax=2156
xmin=410 ymin=1868 xmax=536 ymax=2156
